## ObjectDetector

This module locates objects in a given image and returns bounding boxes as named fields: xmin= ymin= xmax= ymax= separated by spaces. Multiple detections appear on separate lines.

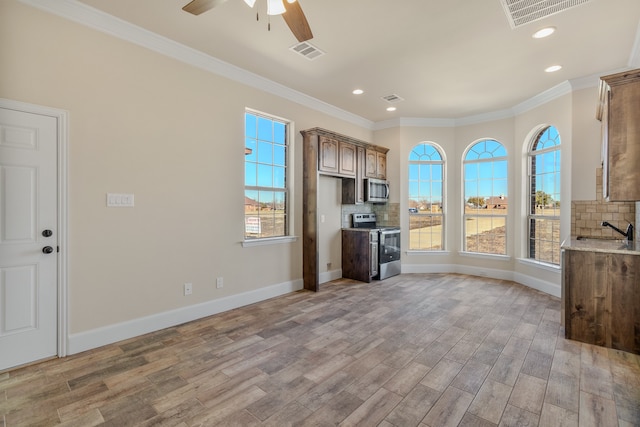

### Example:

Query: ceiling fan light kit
xmin=182 ymin=0 xmax=313 ymax=42
xmin=267 ymin=0 xmax=286 ymax=15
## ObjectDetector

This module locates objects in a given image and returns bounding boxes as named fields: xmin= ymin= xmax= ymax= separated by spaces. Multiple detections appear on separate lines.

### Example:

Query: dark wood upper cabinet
xmin=339 ymin=141 xmax=357 ymax=177
xmin=318 ymin=136 xmax=338 ymax=174
xmin=365 ymin=149 xmax=386 ymax=179
xmin=318 ymin=136 xmax=356 ymax=177
xmin=598 ymin=68 xmax=640 ymax=201
xmin=342 ymin=146 xmax=365 ymax=204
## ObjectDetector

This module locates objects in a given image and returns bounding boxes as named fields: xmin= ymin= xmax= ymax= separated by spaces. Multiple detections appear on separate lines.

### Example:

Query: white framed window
xmin=408 ymin=143 xmax=445 ymax=250
xmin=463 ymin=139 xmax=508 ymax=255
xmin=244 ymin=110 xmax=289 ymax=241
xmin=527 ymin=126 xmax=561 ymax=265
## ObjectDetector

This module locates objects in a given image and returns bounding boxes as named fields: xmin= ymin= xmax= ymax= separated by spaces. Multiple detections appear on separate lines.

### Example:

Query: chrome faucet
xmin=601 ymin=221 xmax=634 ymax=242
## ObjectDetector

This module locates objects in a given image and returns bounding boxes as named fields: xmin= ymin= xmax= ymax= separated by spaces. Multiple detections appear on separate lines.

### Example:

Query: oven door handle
xmin=380 ymin=229 xmax=399 ymax=236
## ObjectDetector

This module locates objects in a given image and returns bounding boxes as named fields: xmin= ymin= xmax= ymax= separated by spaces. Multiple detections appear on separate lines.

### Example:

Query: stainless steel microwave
xmin=365 ymin=178 xmax=389 ymax=203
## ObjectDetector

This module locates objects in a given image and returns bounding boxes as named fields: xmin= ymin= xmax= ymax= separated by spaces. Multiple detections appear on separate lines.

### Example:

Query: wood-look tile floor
xmin=1 ymin=274 xmax=639 ymax=427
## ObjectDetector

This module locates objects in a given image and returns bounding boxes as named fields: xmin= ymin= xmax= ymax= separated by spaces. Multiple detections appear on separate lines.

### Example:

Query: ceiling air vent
xmin=500 ymin=0 xmax=592 ymax=28
xmin=381 ymin=94 xmax=405 ymax=103
xmin=290 ymin=41 xmax=325 ymax=60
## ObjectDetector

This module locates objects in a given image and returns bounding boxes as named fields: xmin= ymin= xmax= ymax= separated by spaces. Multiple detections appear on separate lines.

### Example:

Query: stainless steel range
xmin=351 ymin=213 xmax=401 ymax=280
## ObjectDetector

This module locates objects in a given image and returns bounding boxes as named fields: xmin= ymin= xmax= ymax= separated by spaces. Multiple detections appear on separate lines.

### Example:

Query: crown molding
xmin=17 ymin=0 xmax=640 ymax=131
xmin=373 ymin=117 xmax=456 ymax=130
xmin=18 ymin=0 xmax=375 ymax=130
xmin=454 ymin=108 xmax=515 ymax=127
xmin=511 ymin=81 xmax=573 ymax=116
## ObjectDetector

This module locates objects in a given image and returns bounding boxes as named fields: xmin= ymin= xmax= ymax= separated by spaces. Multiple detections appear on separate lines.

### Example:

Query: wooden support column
xmin=301 ymin=129 xmax=319 ymax=291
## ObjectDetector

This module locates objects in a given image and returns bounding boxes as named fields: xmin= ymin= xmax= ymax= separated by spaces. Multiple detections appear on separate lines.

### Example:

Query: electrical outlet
xmin=184 ymin=283 xmax=192 ymax=295
xmin=216 ymin=277 xmax=223 ymax=289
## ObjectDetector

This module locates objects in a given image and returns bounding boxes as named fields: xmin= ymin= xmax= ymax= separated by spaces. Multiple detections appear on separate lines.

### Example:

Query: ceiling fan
xmin=182 ymin=0 xmax=313 ymax=42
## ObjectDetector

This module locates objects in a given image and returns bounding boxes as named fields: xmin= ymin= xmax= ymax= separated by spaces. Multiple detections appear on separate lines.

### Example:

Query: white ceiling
xmin=43 ymin=0 xmax=640 ymax=123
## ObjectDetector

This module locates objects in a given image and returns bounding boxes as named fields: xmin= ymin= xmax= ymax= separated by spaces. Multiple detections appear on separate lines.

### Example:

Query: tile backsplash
xmin=571 ymin=168 xmax=636 ymax=239
xmin=341 ymin=202 xmax=399 ymax=228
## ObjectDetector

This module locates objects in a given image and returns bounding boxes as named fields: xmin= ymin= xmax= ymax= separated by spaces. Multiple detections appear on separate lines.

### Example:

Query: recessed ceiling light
xmin=533 ymin=26 xmax=556 ymax=39
xmin=545 ymin=65 xmax=562 ymax=73
xmin=386 ymin=106 xmax=397 ymax=112
xmin=352 ymin=89 xmax=364 ymax=95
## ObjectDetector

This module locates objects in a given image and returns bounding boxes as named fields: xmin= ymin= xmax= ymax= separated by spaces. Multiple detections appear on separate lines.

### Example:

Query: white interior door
xmin=0 ymin=107 xmax=58 ymax=371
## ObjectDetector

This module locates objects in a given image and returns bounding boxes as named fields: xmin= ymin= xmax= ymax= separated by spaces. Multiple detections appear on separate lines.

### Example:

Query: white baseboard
xmin=402 ymin=263 xmax=458 ymax=274
xmin=319 ymin=269 xmax=343 ymax=284
xmin=67 ymin=279 xmax=304 ymax=355
xmin=513 ymin=272 xmax=561 ymax=298
xmin=401 ymin=263 xmax=560 ymax=298
xmin=68 ymin=264 xmax=560 ymax=355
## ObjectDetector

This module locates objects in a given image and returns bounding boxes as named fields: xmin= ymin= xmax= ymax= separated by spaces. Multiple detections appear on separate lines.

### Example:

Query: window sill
xmin=458 ymin=251 xmax=511 ymax=261
xmin=406 ymin=250 xmax=451 ymax=256
xmin=242 ymin=236 xmax=298 ymax=247
xmin=516 ymin=257 xmax=561 ymax=273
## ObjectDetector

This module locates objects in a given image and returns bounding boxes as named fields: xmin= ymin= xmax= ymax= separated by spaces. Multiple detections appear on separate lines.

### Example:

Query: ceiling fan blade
xmin=282 ymin=1 xmax=313 ymax=42
xmin=182 ymin=0 xmax=228 ymax=15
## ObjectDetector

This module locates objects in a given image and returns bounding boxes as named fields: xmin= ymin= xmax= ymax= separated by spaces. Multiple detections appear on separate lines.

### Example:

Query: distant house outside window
xmin=408 ymin=143 xmax=445 ymax=250
xmin=527 ymin=126 xmax=561 ymax=265
xmin=244 ymin=111 xmax=288 ymax=240
xmin=463 ymin=139 xmax=508 ymax=255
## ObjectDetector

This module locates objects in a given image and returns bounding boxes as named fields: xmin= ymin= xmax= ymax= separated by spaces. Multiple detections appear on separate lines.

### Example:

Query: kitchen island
xmin=562 ymin=236 xmax=640 ymax=355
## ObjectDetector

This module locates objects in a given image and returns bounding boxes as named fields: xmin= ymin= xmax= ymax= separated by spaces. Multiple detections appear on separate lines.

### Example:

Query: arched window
xmin=463 ymin=139 xmax=508 ymax=255
xmin=527 ymin=126 xmax=561 ymax=264
xmin=408 ymin=143 xmax=444 ymax=250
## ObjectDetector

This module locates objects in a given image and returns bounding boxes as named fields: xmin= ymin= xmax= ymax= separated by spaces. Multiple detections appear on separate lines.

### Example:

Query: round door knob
xmin=42 ymin=246 xmax=54 ymax=254
xmin=42 ymin=229 xmax=53 ymax=237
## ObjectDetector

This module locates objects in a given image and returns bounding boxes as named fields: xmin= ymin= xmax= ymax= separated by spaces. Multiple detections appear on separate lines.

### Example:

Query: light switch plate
xmin=107 ymin=193 xmax=135 ymax=207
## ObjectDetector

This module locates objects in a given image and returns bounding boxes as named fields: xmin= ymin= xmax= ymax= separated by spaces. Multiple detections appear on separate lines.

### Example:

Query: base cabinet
xmin=563 ymin=249 xmax=640 ymax=354
xmin=342 ymin=229 xmax=375 ymax=283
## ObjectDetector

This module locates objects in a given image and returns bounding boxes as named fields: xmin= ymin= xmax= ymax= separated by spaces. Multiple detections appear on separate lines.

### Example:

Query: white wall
xmin=318 ymin=176 xmax=343 ymax=281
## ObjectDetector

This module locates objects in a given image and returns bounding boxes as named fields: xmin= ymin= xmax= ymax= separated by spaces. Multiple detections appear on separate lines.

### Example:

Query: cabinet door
xmin=341 ymin=230 xmax=371 ymax=282
xmin=365 ymin=149 xmax=387 ymax=179
xmin=319 ymin=137 xmax=339 ymax=174
xmin=356 ymin=147 xmax=365 ymax=203
xmin=564 ymin=250 xmax=607 ymax=346
xmin=608 ymin=253 xmax=640 ymax=354
xmin=602 ymin=71 xmax=640 ymax=201
xmin=602 ymin=89 xmax=610 ymax=199
xmin=365 ymin=149 xmax=378 ymax=178
xmin=339 ymin=142 xmax=357 ymax=177
xmin=376 ymin=152 xmax=387 ymax=179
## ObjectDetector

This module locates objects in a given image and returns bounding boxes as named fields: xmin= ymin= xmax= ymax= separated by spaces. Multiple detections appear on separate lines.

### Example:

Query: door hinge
xmin=57 ymin=246 xmax=60 ymax=253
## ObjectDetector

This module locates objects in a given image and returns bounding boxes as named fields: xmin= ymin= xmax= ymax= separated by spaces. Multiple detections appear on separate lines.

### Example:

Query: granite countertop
xmin=561 ymin=236 xmax=640 ymax=255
